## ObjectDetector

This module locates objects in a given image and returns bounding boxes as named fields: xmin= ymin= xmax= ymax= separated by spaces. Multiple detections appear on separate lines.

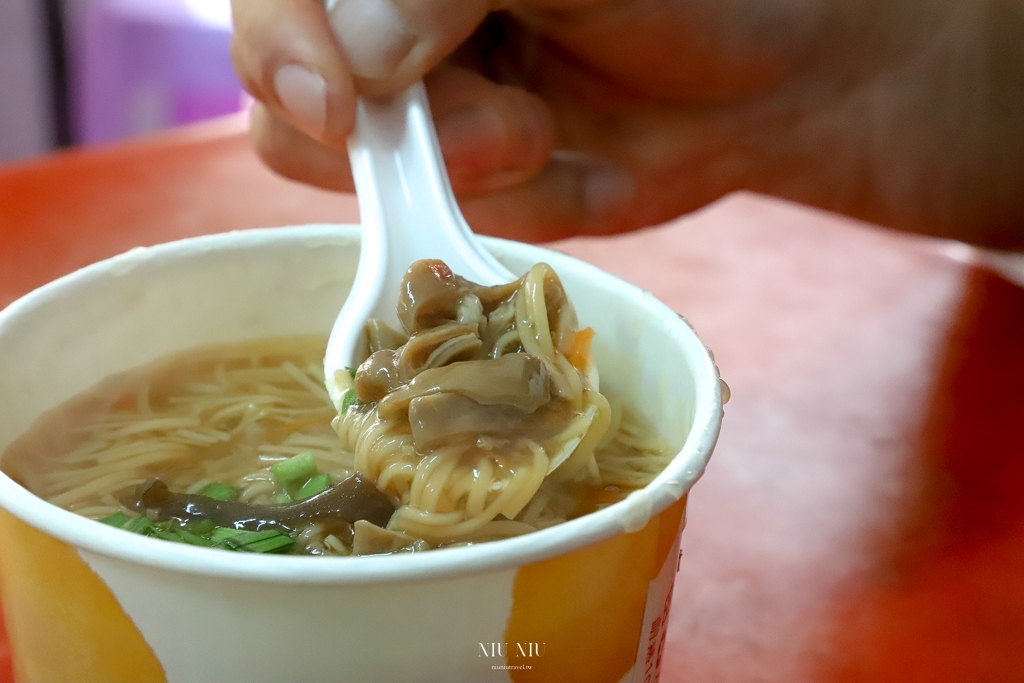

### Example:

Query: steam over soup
xmin=2 ymin=261 xmax=673 ymax=556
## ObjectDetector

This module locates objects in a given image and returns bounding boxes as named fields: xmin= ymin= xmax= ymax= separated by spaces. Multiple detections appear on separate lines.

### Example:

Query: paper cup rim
xmin=0 ymin=225 xmax=722 ymax=584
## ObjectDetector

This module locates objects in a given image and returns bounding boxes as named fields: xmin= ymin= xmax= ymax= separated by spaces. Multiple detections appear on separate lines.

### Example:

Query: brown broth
xmin=1 ymin=336 xmax=346 ymax=516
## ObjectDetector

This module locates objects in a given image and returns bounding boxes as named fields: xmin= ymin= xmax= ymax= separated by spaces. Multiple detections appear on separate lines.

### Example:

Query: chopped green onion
xmin=273 ymin=491 xmax=293 ymax=504
xmin=221 ymin=529 xmax=278 ymax=547
xmin=153 ymin=520 xmax=180 ymax=534
xmin=220 ymin=529 xmax=294 ymax=554
xmin=295 ymin=473 xmax=331 ymax=501
xmin=107 ymin=513 xmax=296 ymax=555
xmin=177 ymin=529 xmax=215 ymax=547
xmin=185 ymin=519 xmax=216 ymax=535
xmin=211 ymin=527 xmax=247 ymax=544
xmin=270 ymin=451 xmax=317 ymax=486
xmin=341 ymin=390 xmax=359 ymax=412
xmin=147 ymin=519 xmax=179 ymax=541
xmin=121 ymin=516 xmax=154 ymax=535
xmin=99 ymin=511 xmax=129 ymax=528
xmin=199 ymin=483 xmax=237 ymax=502
xmin=345 ymin=366 xmax=358 ymax=379
xmin=243 ymin=534 xmax=295 ymax=554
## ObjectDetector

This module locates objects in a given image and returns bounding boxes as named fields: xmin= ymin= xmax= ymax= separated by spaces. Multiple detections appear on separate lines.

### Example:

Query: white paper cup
xmin=0 ymin=226 xmax=722 ymax=683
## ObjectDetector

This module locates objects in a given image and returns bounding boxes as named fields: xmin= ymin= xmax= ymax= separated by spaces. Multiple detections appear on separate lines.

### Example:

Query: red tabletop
xmin=2 ymin=117 xmax=1023 ymax=682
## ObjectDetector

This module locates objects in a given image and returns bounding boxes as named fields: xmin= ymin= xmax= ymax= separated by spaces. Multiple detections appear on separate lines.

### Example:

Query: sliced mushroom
xmin=408 ymin=393 xmax=525 ymax=451
xmin=396 ymin=259 xmax=520 ymax=334
xmin=398 ymin=322 xmax=481 ymax=378
xmin=351 ymin=519 xmax=428 ymax=555
xmin=355 ymin=349 xmax=403 ymax=403
xmin=396 ymin=260 xmax=465 ymax=333
xmin=365 ymin=319 xmax=408 ymax=353
xmin=377 ymin=353 xmax=549 ymax=420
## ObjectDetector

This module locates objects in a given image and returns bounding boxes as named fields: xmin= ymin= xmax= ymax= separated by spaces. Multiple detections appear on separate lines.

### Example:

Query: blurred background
xmin=0 ymin=0 xmax=244 ymax=164
xmin=2 ymin=0 xmax=1022 ymax=282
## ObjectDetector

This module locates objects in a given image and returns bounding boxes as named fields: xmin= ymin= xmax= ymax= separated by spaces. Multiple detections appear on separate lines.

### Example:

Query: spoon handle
xmin=348 ymin=82 xmax=513 ymax=325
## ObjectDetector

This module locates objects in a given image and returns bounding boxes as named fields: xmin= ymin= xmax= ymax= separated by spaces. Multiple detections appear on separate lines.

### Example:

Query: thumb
xmin=325 ymin=0 xmax=492 ymax=92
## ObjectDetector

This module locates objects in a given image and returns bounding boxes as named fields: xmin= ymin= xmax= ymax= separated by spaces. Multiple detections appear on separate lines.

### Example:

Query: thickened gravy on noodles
xmin=2 ymin=260 xmax=672 ymax=556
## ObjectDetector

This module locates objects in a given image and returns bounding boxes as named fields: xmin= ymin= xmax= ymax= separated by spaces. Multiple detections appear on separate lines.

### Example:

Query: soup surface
xmin=2 ymin=262 xmax=672 ymax=556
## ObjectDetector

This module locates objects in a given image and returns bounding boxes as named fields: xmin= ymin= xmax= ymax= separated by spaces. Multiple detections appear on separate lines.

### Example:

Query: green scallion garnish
xmin=199 ymin=482 xmax=237 ymax=502
xmin=295 ymin=473 xmax=331 ymax=501
xmin=270 ymin=451 xmax=317 ymax=486
xmin=99 ymin=511 xmax=129 ymax=528
xmin=219 ymin=529 xmax=295 ymax=554
xmin=243 ymin=534 xmax=296 ymax=554
xmin=186 ymin=519 xmax=216 ymax=535
xmin=341 ymin=390 xmax=359 ymax=412
xmin=210 ymin=527 xmax=247 ymax=544
xmin=121 ymin=516 xmax=154 ymax=535
xmin=176 ymin=529 xmax=215 ymax=547
xmin=99 ymin=510 xmax=297 ymax=554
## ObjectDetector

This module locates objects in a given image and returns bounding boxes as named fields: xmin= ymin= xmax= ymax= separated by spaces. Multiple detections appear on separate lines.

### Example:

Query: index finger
xmin=230 ymin=0 xmax=357 ymax=146
xmin=325 ymin=0 xmax=493 ymax=95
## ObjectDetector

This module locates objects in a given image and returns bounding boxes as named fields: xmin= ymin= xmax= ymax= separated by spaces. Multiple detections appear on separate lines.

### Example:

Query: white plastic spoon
xmin=324 ymin=82 xmax=514 ymax=410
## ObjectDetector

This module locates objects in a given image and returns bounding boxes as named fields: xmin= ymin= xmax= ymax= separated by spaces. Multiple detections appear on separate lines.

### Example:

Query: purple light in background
xmin=182 ymin=0 xmax=231 ymax=29
xmin=70 ymin=0 xmax=244 ymax=144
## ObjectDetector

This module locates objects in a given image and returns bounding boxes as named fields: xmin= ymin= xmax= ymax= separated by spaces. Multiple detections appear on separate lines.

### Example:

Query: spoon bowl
xmin=324 ymin=82 xmax=514 ymax=409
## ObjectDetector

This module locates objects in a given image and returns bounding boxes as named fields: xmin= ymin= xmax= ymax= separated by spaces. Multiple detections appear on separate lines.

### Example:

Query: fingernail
xmin=584 ymin=166 xmax=635 ymax=216
xmin=274 ymin=64 xmax=327 ymax=138
xmin=328 ymin=0 xmax=416 ymax=79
